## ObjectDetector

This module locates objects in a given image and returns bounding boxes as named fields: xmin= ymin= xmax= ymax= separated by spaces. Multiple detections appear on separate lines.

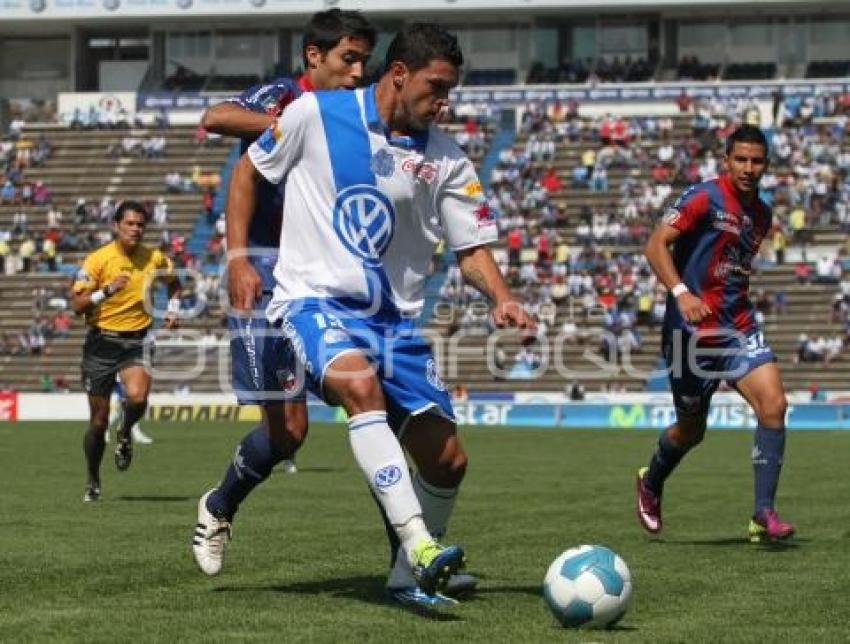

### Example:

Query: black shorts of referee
xmin=81 ymin=327 xmax=153 ymax=397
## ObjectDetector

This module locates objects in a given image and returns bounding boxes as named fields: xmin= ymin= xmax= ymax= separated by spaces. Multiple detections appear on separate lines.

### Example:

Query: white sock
xmin=387 ymin=472 xmax=459 ymax=588
xmin=348 ymin=411 xmax=430 ymax=557
xmin=413 ymin=472 xmax=458 ymax=541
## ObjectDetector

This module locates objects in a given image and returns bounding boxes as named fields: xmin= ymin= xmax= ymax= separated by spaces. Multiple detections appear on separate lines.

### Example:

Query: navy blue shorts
xmin=663 ymin=327 xmax=776 ymax=419
xmin=227 ymin=293 xmax=305 ymax=405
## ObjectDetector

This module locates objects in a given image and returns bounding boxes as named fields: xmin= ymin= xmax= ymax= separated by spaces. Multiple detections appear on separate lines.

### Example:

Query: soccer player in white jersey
xmin=204 ymin=23 xmax=533 ymax=602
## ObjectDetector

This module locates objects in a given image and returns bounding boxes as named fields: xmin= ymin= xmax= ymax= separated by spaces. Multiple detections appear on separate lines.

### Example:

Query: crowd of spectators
xmin=435 ymin=91 xmax=850 ymax=388
xmin=106 ymin=135 xmax=167 ymax=159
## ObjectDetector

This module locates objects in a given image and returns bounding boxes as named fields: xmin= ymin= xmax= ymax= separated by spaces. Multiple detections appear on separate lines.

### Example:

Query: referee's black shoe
xmin=115 ymin=436 xmax=133 ymax=471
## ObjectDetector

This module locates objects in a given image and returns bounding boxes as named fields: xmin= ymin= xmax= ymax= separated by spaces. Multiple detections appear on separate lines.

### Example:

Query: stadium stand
xmin=0 ymin=93 xmax=847 ymax=395
xmin=428 ymin=98 xmax=850 ymax=394
xmin=0 ymin=123 xmax=232 ymax=391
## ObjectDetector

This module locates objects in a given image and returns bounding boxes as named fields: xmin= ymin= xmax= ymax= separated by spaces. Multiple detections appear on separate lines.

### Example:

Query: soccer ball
xmin=542 ymin=545 xmax=632 ymax=629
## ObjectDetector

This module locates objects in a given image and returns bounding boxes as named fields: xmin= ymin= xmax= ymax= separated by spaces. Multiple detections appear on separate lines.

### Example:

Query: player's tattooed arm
xmin=463 ymin=266 xmax=494 ymax=300
xmin=457 ymin=246 xmax=535 ymax=329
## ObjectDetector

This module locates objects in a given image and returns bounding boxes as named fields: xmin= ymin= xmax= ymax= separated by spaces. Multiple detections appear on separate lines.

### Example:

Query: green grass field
xmin=1 ymin=422 xmax=849 ymax=642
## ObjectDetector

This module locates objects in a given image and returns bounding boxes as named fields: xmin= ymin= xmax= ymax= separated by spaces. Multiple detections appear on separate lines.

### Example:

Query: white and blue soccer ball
xmin=543 ymin=545 xmax=632 ymax=629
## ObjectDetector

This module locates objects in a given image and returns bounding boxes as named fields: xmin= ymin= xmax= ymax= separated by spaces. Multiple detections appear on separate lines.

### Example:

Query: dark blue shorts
xmin=663 ymin=327 xmax=776 ymax=418
xmin=227 ymin=293 xmax=305 ymax=405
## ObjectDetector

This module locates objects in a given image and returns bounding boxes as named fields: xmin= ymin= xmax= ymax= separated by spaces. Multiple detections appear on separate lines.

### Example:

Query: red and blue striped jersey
xmin=662 ymin=174 xmax=772 ymax=338
xmin=227 ymin=76 xmax=311 ymax=250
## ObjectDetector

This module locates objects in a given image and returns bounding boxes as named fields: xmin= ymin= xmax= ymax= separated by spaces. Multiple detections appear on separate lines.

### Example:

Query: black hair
xmin=114 ymin=200 xmax=149 ymax=223
xmin=301 ymin=8 xmax=376 ymax=67
xmin=725 ymin=124 xmax=769 ymax=156
xmin=384 ymin=23 xmax=463 ymax=72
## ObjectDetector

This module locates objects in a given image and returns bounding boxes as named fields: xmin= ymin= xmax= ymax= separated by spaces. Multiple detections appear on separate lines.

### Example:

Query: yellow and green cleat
xmin=410 ymin=539 xmax=466 ymax=596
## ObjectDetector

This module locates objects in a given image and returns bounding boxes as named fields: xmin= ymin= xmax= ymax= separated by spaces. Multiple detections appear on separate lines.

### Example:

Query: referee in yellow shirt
xmin=71 ymin=200 xmax=181 ymax=502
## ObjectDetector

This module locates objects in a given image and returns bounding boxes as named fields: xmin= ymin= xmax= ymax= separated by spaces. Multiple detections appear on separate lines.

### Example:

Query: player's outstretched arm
xmin=456 ymin=245 xmax=535 ymax=329
xmin=644 ymin=223 xmax=712 ymax=324
xmin=200 ymin=102 xmax=275 ymax=139
xmin=225 ymin=153 xmax=263 ymax=313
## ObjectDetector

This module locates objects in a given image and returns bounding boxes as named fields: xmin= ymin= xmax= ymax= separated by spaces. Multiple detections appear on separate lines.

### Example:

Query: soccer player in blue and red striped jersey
xmin=636 ymin=125 xmax=795 ymax=543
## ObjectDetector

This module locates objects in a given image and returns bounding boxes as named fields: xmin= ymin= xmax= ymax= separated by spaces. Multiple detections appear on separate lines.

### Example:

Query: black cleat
xmin=115 ymin=436 xmax=133 ymax=471
xmin=83 ymin=482 xmax=101 ymax=502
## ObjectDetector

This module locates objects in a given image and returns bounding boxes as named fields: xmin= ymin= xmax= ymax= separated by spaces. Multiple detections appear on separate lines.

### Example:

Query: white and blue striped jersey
xmin=247 ymin=84 xmax=498 ymax=318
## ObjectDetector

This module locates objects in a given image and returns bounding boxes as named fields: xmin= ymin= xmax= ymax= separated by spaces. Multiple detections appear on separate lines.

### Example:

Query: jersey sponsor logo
xmin=333 ymin=185 xmax=395 ymax=266
xmin=400 ymin=158 xmax=438 ymax=183
xmin=426 ymin=358 xmax=447 ymax=391
xmin=713 ymin=222 xmax=741 ymax=235
xmin=256 ymin=125 xmax=281 ymax=154
xmin=463 ymin=181 xmax=483 ymax=198
xmin=713 ymin=245 xmax=752 ymax=278
xmin=370 ymin=148 xmax=395 ymax=178
xmin=712 ymin=211 xmax=741 ymax=235
xmin=374 ymin=464 xmax=402 ymax=489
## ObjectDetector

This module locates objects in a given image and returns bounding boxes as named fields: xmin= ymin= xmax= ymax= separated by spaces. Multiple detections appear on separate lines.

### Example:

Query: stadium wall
xmin=53 ymin=76 xmax=850 ymax=126
xmin=5 ymin=393 xmax=850 ymax=430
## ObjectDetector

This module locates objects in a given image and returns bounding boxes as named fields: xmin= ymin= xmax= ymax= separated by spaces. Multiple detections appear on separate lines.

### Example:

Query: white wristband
xmin=671 ymin=283 xmax=689 ymax=298
xmin=166 ymin=297 xmax=181 ymax=315
xmin=90 ymin=290 xmax=106 ymax=305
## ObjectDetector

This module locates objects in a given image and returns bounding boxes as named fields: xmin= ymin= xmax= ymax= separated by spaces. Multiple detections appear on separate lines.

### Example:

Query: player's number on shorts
xmin=313 ymin=313 xmax=344 ymax=330
xmin=746 ymin=332 xmax=766 ymax=355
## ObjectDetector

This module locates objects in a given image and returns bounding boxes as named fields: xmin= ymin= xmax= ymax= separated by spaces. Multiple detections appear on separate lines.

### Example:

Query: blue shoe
xmin=387 ymin=586 xmax=458 ymax=608
xmin=409 ymin=540 xmax=466 ymax=596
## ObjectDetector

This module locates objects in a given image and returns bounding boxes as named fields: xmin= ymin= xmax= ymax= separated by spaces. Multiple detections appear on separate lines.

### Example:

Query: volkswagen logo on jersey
xmin=333 ymin=185 xmax=395 ymax=266
xmin=374 ymin=465 xmax=402 ymax=489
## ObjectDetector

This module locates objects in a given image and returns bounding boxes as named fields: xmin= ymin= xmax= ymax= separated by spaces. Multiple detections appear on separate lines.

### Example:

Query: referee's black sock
xmin=119 ymin=401 xmax=147 ymax=440
xmin=83 ymin=428 xmax=105 ymax=484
